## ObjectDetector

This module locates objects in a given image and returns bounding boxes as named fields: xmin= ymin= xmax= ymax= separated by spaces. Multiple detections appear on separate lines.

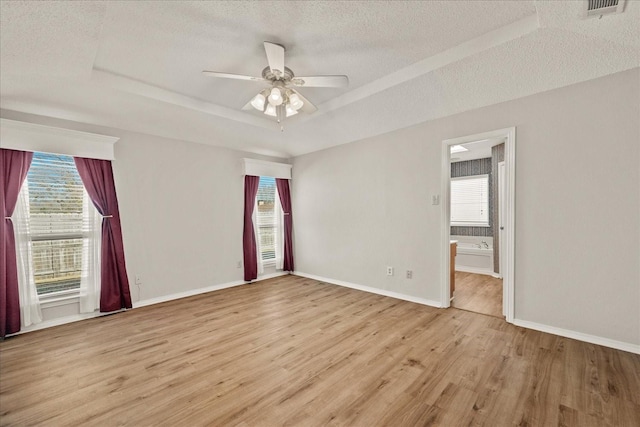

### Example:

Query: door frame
xmin=440 ymin=127 xmax=516 ymax=323
xmin=498 ymin=160 xmax=506 ymax=315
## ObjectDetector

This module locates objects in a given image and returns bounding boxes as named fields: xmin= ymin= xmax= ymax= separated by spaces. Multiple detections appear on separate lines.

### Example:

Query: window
xmin=256 ymin=176 xmax=280 ymax=264
xmin=21 ymin=152 xmax=95 ymax=296
xmin=450 ymin=174 xmax=489 ymax=227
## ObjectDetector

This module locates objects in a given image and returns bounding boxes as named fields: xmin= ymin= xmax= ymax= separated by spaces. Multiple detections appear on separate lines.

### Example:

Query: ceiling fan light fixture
xmin=285 ymin=104 xmax=298 ymax=117
xmin=288 ymin=93 xmax=303 ymax=111
xmin=268 ymin=87 xmax=283 ymax=106
xmin=264 ymin=103 xmax=276 ymax=117
xmin=250 ymin=92 xmax=266 ymax=111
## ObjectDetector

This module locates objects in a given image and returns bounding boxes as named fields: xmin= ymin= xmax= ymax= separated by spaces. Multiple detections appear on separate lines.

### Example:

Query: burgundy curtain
xmin=276 ymin=178 xmax=294 ymax=272
xmin=243 ymin=175 xmax=260 ymax=281
xmin=74 ymin=157 xmax=132 ymax=312
xmin=1 ymin=149 xmax=33 ymax=337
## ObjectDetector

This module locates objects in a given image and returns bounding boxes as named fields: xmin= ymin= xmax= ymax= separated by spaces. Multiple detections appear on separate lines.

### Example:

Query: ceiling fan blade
xmin=202 ymin=71 xmax=265 ymax=82
xmin=291 ymin=75 xmax=349 ymax=88
xmin=290 ymin=89 xmax=317 ymax=114
xmin=264 ymin=41 xmax=285 ymax=75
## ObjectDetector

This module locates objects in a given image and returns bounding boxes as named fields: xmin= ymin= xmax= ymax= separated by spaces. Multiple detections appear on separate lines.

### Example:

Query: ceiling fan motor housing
xmin=262 ymin=66 xmax=295 ymax=83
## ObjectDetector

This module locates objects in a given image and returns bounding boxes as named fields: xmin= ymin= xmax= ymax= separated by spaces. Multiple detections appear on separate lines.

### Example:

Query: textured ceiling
xmin=1 ymin=1 xmax=638 ymax=158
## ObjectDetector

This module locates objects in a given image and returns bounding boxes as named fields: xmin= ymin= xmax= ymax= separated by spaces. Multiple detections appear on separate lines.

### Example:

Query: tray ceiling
xmin=1 ymin=1 xmax=638 ymax=158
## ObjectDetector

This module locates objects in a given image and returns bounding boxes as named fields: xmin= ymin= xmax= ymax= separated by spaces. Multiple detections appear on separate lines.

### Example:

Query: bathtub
xmin=452 ymin=237 xmax=495 ymax=276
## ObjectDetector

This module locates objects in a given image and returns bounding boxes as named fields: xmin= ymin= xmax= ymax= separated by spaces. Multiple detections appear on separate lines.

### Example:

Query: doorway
xmin=452 ymin=272 xmax=503 ymax=318
xmin=440 ymin=128 xmax=515 ymax=322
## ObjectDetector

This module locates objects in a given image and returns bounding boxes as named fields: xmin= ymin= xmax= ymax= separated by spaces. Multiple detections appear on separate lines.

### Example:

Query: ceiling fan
xmin=203 ymin=41 xmax=349 ymax=130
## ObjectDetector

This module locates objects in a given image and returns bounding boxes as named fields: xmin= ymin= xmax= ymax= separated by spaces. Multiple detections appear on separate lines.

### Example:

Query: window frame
xmin=2 ymin=119 xmax=117 ymax=312
xmin=21 ymin=153 xmax=92 ymax=300
xmin=255 ymin=176 xmax=282 ymax=268
xmin=450 ymin=174 xmax=490 ymax=228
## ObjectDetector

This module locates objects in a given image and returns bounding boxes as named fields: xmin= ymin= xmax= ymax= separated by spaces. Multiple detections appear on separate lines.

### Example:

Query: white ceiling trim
xmin=91 ymin=68 xmax=275 ymax=130
xmin=306 ymin=14 xmax=540 ymax=121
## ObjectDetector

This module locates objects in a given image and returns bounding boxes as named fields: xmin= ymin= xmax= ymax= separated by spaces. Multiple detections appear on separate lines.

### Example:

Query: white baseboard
xmin=10 ymin=272 xmax=290 ymax=337
xmin=9 ymin=310 xmax=118 ymax=336
xmin=294 ymin=271 xmax=442 ymax=308
xmin=293 ymin=273 xmax=639 ymax=355
xmin=13 ymin=271 xmax=637 ymax=355
xmin=256 ymin=271 xmax=291 ymax=281
xmin=455 ymin=265 xmax=495 ymax=276
xmin=134 ymin=271 xmax=288 ymax=308
xmin=513 ymin=318 xmax=640 ymax=355
xmin=134 ymin=280 xmax=245 ymax=309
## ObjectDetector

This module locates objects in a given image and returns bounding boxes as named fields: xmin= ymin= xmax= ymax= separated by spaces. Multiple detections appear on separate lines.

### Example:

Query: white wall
xmin=292 ymin=126 xmax=443 ymax=302
xmin=114 ymin=132 xmax=253 ymax=301
xmin=114 ymin=134 xmax=283 ymax=302
xmin=292 ymin=68 xmax=640 ymax=347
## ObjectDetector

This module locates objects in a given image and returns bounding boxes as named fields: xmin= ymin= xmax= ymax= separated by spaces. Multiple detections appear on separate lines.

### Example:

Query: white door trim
xmin=498 ymin=160 xmax=506 ymax=315
xmin=440 ymin=127 xmax=516 ymax=323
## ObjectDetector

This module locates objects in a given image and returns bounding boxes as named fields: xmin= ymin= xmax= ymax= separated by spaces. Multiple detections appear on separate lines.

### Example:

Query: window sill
xmin=39 ymin=293 xmax=80 ymax=308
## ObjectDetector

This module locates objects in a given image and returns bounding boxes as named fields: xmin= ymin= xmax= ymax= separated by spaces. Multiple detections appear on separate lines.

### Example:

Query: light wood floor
xmin=1 ymin=275 xmax=639 ymax=426
xmin=452 ymin=271 xmax=503 ymax=318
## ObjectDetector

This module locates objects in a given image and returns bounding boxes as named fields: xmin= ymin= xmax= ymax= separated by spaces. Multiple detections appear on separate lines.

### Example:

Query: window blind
xmin=27 ymin=153 xmax=85 ymax=236
xmin=450 ymin=174 xmax=489 ymax=227
xmin=256 ymin=176 xmax=276 ymax=261
xmin=24 ymin=152 xmax=89 ymax=294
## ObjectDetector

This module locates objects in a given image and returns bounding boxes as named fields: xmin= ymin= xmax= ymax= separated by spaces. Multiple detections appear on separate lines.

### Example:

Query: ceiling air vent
xmin=583 ymin=0 xmax=625 ymax=18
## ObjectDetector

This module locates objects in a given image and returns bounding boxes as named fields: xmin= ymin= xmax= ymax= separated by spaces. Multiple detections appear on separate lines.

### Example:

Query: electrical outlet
xmin=386 ymin=266 xmax=394 ymax=276
xmin=135 ymin=275 xmax=142 ymax=285
xmin=406 ymin=270 xmax=413 ymax=279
